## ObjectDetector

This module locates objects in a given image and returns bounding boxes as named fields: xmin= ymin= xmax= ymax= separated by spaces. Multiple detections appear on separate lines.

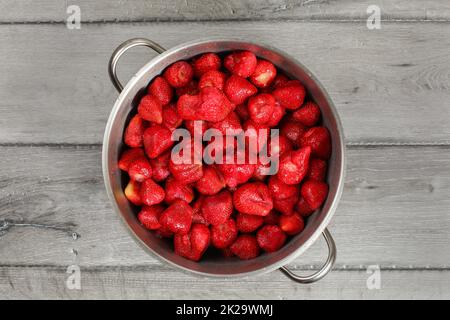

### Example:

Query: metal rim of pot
xmin=103 ymin=38 xmax=346 ymax=283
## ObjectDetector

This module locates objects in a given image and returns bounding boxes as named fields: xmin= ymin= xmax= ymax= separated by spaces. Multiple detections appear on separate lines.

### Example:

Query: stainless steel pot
xmin=103 ymin=38 xmax=345 ymax=283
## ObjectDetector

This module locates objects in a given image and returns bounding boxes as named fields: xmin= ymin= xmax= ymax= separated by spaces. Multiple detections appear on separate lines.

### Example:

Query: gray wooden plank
xmin=0 ymin=145 xmax=449 ymax=267
xmin=1 ymin=0 xmax=450 ymax=22
xmin=0 ymin=266 xmax=448 ymax=299
xmin=0 ymin=22 xmax=450 ymax=144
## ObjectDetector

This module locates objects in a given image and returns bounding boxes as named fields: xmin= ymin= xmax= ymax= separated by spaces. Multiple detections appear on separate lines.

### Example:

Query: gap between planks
xmin=1 ymin=18 xmax=450 ymax=25
xmin=1 ymin=264 xmax=449 ymax=272
xmin=1 ymin=143 xmax=450 ymax=149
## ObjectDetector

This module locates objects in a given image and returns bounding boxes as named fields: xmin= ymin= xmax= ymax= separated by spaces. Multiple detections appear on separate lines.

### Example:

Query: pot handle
xmin=108 ymin=38 xmax=166 ymax=93
xmin=280 ymin=228 xmax=336 ymax=284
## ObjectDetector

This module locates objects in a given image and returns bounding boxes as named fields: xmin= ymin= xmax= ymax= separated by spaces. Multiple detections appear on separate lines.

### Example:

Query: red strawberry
xmin=268 ymin=175 xmax=298 ymax=200
xmin=267 ymin=135 xmax=293 ymax=158
xmin=162 ymin=103 xmax=182 ymax=131
xmin=163 ymin=61 xmax=194 ymax=88
xmin=199 ymin=70 xmax=227 ymax=91
xmin=252 ymin=159 xmax=270 ymax=181
xmin=280 ymin=120 xmax=306 ymax=147
xmin=192 ymin=196 xmax=208 ymax=225
xmin=235 ymin=103 xmax=249 ymax=121
xmin=195 ymin=165 xmax=226 ymax=196
xmin=155 ymin=224 xmax=174 ymax=238
xmin=273 ymin=80 xmax=306 ymax=110
xmin=208 ymin=111 xmax=242 ymax=135
xmin=266 ymin=101 xmax=285 ymax=127
xmin=224 ymin=75 xmax=257 ymax=105
xmin=296 ymin=197 xmax=315 ymax=217
xmin=119 ymin=148 xmax=145 ymax=171
xmin=257 ymin=225 xmax=286 ymax=252
xmin=192 ymin=53 xmax=221 ymax=76
xmin=169 ymin=163 xmax=203 ymax=185
xmin=185 ymin=120 xmax=208 ymax=138
xmin=128 ymin=158 xmax=153 ymax=182
xmin=176 ymin=94 xmax=201 ymax=120
xmin=243 ymin=120 xmax=270 ymax=154
xmin=149 ymin=151 xmax=171 ymax=182
xmin=148 ymin=76 xmax=173 ymax=106
xmin=236 ymin=213 xmax=264 ymax=233
xmin=174 ymin=223 xmax=210 ymax=261
xmin=273 ymin=191 xmax=299 ymax=216
xmin=272 ymin=73 xmax=289 ymax=88
xmin=307 ymin=158 xmax=327 ymax=182
xmin=203 ymin=129 xmax=235 ymax=161
xmin=211 ymin=219 xmax=238 ymax=249
xmin=169 ymin=158 xmax=203 ymax=184
xmin=140 ymin=179 xmax=165 ymax=206
xmin=178 ymin=87 xmax=234 ymax=122
xmin=249 ymin=59 xmax=277 ymax=88
xmin=143 ymin=125 xmax=174 ymax=159
xmin=224 ymin=51 xmax=257 ymax=78
xmin=124 ymin=180 xmax=142 ymax=205
xmin=233 ymin=182 xmax=273 ymax=216
xmin=217 ymin=163 xmax=255 ymax=188
xmin=230 ymin=235 xmax=260 ymax=260
xmin=138 ymin=95 xmax=163 ymax=124
xmin=201 ymin=190 xmax=233 ymax=226
xmin=124 ymin=115 xmax=146 ymax=148
xmin=159 ymin=199 xmax=193 ymax=234
xmin=138 ymin=205 xmax=164 ymax=230
xmin=197 ymin=87 xmax=234 ymax=122
xmin=301 ymin=180 xmax=329 ymax=210
xmin=248 ymin=93 xmax=276 ymax=125
xmin=300 ymin=127 xmax=332 ymax=159
xmin=292 ymin=101 xmax=321 ymax=126
xmin=210 ymin=137 xmax=238 ymax=165
xmin=175 ymin=80 xmax=199 ymax=97
xmin=264 ymin=210 xmax=280 ymax=225
xmin=279 ymin=213 xmax=305 ymax=236
xmin=164 ymin=176 xmax=194 ymax=204
xmin=169 ymin=138 xmax=203 ymax=184
xmin=277 ymin=147 xmax=311 ymax=185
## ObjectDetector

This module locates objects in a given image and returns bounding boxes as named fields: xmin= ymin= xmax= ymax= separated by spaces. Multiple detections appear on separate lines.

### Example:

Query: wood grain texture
xmin=1 ymin=3 xmax=449 ymax=299
xmin=1 ymin=0 xmax=450 ymax=22
xmin=1 ymin=145 xmax=449 ymax=267
xmin=0 ymin=22 xmax=449 ymax=144
xmin=0 ymin=266 xmax=449 ymax=299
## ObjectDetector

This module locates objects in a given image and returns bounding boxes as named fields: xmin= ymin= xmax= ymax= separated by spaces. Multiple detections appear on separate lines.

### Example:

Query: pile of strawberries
xmin=118 ymin=50 xmax=331 ymax=261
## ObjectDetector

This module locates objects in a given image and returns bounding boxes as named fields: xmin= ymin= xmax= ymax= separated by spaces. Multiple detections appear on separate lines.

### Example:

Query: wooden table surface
xmin=0 ymin=0 xmax=449 ymax=299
